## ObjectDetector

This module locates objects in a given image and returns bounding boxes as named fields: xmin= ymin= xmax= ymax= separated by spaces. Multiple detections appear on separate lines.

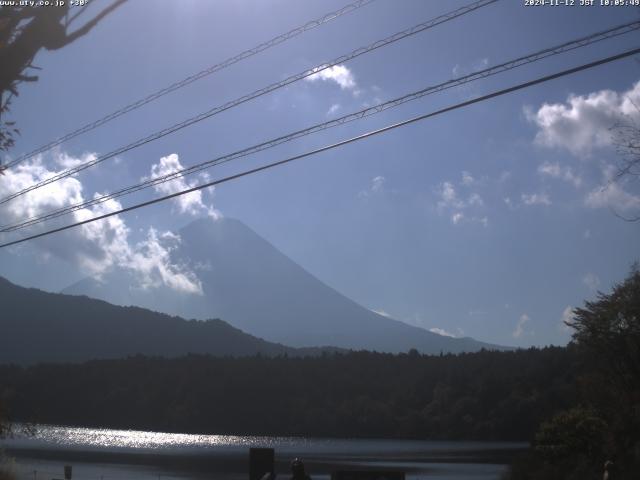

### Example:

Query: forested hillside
xmin=0 ymin=276 xmax=336 ymax=364
xmin=0 ymin=347 xmax=577 ymax=441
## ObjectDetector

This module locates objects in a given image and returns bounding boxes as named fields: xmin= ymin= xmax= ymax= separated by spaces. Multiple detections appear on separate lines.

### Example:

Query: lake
xmin=0 ymin=425 xmax=527 ymax=480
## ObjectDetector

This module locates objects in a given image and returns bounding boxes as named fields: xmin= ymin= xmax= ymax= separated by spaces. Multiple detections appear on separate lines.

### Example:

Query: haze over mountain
xmin=0 ymin=276 xmax=335 ymax=365
xmin=64 ymin=217 xmax=507 ymax=354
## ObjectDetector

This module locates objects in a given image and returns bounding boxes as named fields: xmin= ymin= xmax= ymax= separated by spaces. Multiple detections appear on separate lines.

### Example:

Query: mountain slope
xmin=0 ymin=276 xmax=330 ymax=365
xmin=64 ymin=217 xmax=508 ymax=354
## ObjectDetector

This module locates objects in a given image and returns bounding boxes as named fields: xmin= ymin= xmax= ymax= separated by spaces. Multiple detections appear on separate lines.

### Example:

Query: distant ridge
xmin=64 ymin=217 xmax=509 ymax=354
xmin=0 ymin=276 xmax=338 ymax=365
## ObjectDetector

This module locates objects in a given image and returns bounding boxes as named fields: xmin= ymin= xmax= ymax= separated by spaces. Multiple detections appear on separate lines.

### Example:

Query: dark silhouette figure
xmin=603 ymin=460 xmax=616 ymax=480
xmin=290 ymin=458 xmax=311 ymax=480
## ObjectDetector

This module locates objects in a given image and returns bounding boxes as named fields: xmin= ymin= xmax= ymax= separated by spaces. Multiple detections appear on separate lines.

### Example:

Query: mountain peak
xmin=64 ymin=218 xmax=509 ymax=354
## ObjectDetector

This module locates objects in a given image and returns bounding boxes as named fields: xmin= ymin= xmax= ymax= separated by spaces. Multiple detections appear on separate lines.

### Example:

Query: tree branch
xmin=58 ymin=0 xmax=127 ymax=48
xmin=610 ymin=206 xmax=640 ymax=223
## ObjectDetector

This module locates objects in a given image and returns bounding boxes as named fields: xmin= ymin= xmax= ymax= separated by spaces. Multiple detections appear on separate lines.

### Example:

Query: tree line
xmin=1 ymin=346 xmax=578 ymax=441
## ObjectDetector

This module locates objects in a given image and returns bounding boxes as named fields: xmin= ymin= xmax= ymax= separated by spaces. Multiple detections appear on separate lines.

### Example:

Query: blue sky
xmin=1 ymin=0 xmax=639 ymax=347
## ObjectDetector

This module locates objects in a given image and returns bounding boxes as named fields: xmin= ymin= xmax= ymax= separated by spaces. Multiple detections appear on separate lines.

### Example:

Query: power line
xmin=1 ymin=46 xmax=638 ymax=250
xmin=4 ymin=0 xmax=377 ymax=169
xmin=2 ymin=19 xmax=638 ymax=233
xmin=0 ymin=0 xmax=499 ymax=205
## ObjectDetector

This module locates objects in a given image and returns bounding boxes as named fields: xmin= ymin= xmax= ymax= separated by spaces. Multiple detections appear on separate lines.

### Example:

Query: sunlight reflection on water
xmin=2 ymin=425 xmax=527 ymax=480
xmin=42 ymin=426 xmax=260 ymax=449
xmin=12 ymin=425 xmax=320 ymax=453
xmin=7 ymin=425 xmax=525 ymax=457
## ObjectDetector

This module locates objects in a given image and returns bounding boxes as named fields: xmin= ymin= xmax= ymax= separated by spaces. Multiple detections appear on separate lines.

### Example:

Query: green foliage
xmin=505 ymin=451 xmax=600 ymax=480
xmin=569 ymin=264 xmax=640 ymax=475
xmin=534 ymin=407 xmax=607 ymax=461
xmin=0 ymin=95 xmax=19 ymax=153
xmin=568 ymin=263 xmax=640 ymax=395
xmin=506 ymin=264 xmax=640 ymax=479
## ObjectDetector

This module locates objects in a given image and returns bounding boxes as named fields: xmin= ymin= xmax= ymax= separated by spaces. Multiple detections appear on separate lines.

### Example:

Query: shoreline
xmin=3 ymin=444 xmax=527 ymax=479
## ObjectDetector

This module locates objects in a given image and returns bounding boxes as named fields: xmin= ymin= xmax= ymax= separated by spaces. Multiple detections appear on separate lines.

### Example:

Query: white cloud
xmin=327 ymin=103 xmax=341 ymax=116
xmin=583 ymin=272 xmax=600 ymax=292
xmin=585 ymin=182 xmax=640 ymax=212
xmin=55 ymin=151 xmax=97 ymax=169
xmin=462 ymin=171 xmax=475 ymax=186
xmin=429 ymin=327 xmax=456 ymax=338
xmin=451 ymin=212 xmax=464 ymax=224
xmin=468 ymin=193 xmax=484 ymax=207
xmin=306 ymin=64 xmax=356 ymax=90
xmin=475 ymin=58 xmax=489 ymax=70
xmin=503 ymin=197 xmax=514 ymax=209
xmin=1 ymin=158 xmax=84 ymax=222
xmin=128 ymin=228 xmax=202 ymax=294
xmin=358 ymin=175 xmax=386 ymax=198
xmin=452 ymin=57 xmax=489 ymax=78
xmin=538 ymin=161 xmax=582 ymax=188
xmin=144 ymin=154 xmax=220 ymax=219
xmin=584 ymin=165 xmax=640 ymax=215
xmin=437 ymin=181 xmax=465 ymax=210
xmin=526 ymin=80 xmax=640 ymax=155
xmin=584 ymin=229 xmax=591 ymax=239
xmin=521 ymin=192 xmax=552 ymax=206
xmin=451 ymin=58 xmax=490 ymax=99
xmin=560 ymin=306 xmax=575 ymax=333
xmin=0 ymin=154 xmax=205 ymax=295
xmin=72 ymin=195 xmax=134 ymax=276
xmin=528 ymin=82 xmax=640 ymax=217
xmin=371 ymin=175 xmax=385 ymax=192
xmin=513 ymin=313 xmax=532 ymax=339
xmin=435 ymin=180 xmax=487 ymax=226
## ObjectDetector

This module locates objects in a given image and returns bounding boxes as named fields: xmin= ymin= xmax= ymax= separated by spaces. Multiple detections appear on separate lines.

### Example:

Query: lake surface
xmin=0 ymin=425 xmax=527 ymax=480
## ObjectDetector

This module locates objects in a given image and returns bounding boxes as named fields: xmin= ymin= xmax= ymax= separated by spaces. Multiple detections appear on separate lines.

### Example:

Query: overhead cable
xmin=4 ymin=0 xmax=378 ymax=169
xmin=0 ymin=0 xmax=499 ymax=205
xmin=1 ymin=45 xmax=638 ymax=249
xmin=2 ymin=20 xmax=639 ymax=233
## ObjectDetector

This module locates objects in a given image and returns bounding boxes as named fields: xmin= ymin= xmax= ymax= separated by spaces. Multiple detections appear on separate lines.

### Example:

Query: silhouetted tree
xmin=0 ymin=1 xmax=127 ymax=152
xmin=0 ymin=399 xmax=8 ymax=439
xmin=507 ymin=265 xmax=640 ymax=479
xmin=567 ymin=263 xmax=640 ymax=398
